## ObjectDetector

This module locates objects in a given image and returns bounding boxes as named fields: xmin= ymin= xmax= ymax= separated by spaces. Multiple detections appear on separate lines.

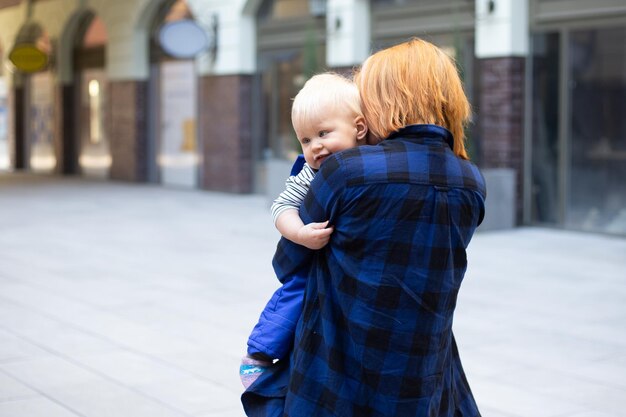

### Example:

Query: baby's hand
xmin=296 ymin=221 xmax=334 ymax=250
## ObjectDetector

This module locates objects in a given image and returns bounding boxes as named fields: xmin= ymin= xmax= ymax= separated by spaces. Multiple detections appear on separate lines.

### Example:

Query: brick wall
xmin=199 ymin=74 xmax=253 ymax=193
xmin=109 ymin=80 xmax=149 ymax=182
xmin=0 ymin=0 xmax=20 ymax=9
xmin=478 ymin=56 xmax=526 ymax=223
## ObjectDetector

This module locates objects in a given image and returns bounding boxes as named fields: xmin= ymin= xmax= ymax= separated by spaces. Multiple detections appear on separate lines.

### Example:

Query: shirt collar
xmin=386 ymin=124 xmax=454 ymax=151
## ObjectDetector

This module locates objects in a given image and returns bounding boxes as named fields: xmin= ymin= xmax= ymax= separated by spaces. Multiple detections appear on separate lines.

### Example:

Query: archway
xmin=14 ymin=22 xmax=56 ymax=173
xmin=147 ymin=0 xmax=202 ymax=188
xmin=0 ymin=39 xmax=9 ymax=170
xmin=73 ymin=12 xmax=110 ymax=178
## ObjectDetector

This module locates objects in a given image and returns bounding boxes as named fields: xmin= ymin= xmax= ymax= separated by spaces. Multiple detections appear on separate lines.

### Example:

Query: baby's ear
xmin=355 ymin=116 xmax=368 ymax=143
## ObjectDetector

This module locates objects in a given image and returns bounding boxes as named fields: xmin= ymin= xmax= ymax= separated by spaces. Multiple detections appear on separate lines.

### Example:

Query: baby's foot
xmin=239 ymin=356 xmax=272 ymax=389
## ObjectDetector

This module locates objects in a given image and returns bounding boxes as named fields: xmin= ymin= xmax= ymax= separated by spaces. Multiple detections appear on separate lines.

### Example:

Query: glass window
xmin=371 ymin=32 xmax=480 ymax=162
xmin=256 ymin=0 xmax=327 ymax=160
xmin=0 ymin=76 xmax=9 ymax=170
xmin=82 ymin=16 xmax=107 ymax=48
xmin=259 ymin=42 xmax=326 ymax=160
xmin=371 ymin=0 xmax=438 ymax=8
xmin=75 ymin=13 xmax=109 ymax=178
xmin=164 ymin=0 xmax=191 ymax=22
xmin=157 ymin=61 xmax=198 ymax=188
xmin=79 ymin=69 xmax=111 ymax=178
xmin=530 ymin=32 xmax=560 ymax=225
xmin=567 ymin=27 xmax=626 ymax=235
xmin=28 ymin=72 xmax=56 ymax=173
xmin=148 ymin=0 xmax=200 ymax=187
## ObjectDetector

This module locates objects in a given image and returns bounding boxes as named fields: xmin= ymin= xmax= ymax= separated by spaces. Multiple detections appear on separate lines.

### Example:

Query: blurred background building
xmin=0 ymin=0 xmax=624 ymax=236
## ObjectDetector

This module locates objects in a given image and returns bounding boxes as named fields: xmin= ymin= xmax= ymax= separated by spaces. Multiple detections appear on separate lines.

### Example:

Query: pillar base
xmin=199 ymin=74 xmax=252 ymax=193
xmin=478 ymin=56 xmax=525 ymax=224
xmin=109 ymin=80 xmax=149 ymax=182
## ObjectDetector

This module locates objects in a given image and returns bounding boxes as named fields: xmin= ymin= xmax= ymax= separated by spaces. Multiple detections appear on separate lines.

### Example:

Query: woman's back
xmin=281 ymin=124 xmax=485 ymax=416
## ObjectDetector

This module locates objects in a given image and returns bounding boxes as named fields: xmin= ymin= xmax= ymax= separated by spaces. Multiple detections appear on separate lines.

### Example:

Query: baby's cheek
xmin=302 ymin=154 xmax=315 ymax=168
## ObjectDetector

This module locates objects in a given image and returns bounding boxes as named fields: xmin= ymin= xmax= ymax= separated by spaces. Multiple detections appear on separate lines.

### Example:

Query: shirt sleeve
xmin=272 ymin=155 xmax=346 ymax=280
xmin=270 ymin=163 xmax=316 ymax=224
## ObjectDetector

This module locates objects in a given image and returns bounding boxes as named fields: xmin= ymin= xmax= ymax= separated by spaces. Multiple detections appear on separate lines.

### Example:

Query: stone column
xmin=326 ymin=0 xmax=370 ymax=69
xmin=476 ymin=0 xmax=528 ymax=226
xmin=12 ymin=86 xmax=26 ymax=170
xmin=56 ymin=84 xmax=78 ymax=174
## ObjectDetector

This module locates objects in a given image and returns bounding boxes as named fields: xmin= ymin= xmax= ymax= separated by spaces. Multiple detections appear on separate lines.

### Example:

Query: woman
xmin=243 ymin=38 xmax=485 ymax=417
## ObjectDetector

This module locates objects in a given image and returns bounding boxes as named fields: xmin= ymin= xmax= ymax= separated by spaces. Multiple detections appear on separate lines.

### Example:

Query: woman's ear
xmin=354 ymin=116 xmax=368 ymax=143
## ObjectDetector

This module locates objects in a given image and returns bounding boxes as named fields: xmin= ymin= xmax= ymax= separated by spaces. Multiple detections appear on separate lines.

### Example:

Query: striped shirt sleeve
xmin=270 ymin=163 xmax=316 ymax=224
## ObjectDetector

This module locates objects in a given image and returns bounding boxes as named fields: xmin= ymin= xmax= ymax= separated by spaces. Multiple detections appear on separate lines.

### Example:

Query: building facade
xmin=0 ymin=0 xmax=624 ymax=236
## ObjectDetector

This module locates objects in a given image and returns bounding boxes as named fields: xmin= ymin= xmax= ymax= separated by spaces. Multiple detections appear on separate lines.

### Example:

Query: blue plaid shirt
xmin=243 ymin=124 xmax=485 ymax=417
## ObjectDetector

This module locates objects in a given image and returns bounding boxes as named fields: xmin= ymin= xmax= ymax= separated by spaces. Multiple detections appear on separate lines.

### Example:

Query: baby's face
xmin=294 ymin=112 xmax=367 ymax=170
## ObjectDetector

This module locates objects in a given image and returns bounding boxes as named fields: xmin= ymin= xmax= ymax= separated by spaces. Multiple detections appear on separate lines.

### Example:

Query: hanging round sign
xmin=9 ymin=44 xmax=48 ymax=72
xmin=158 ymin=19 xmax=209 ymax=59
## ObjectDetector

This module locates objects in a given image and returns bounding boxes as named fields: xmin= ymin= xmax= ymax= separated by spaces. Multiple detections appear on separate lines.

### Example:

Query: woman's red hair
xmin=355 ymin=38 xmax=471 ymax=159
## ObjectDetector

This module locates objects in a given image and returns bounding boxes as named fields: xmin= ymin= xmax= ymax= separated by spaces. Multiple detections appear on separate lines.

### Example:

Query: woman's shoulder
xmin=329 ymin=141 xmax=485 ymax=197
xmin=333 ymin=144 xmax=386 ymax=164
xmin=327 ymin=145 xmax=384 ymax=173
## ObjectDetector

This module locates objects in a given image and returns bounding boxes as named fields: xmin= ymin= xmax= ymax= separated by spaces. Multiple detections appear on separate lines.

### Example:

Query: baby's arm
xmin=271 ymin=163 xmax=333 ymax=249
xmin=275 ymin=209 xmax=333 ymax=250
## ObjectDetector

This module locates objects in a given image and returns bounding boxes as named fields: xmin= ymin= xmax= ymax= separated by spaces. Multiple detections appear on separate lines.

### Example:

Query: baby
xmin=240 ymin=72 xmax=368 ymax=388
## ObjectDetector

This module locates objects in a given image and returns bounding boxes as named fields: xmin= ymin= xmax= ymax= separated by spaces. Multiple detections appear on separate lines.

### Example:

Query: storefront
xmin=0 ymin=44 xmax=9 ymax=171
xmin=13 ymin=23 xmax=57 ymax=174
xmin=0 ymin=0 xmax=624 ymax=236
xmin=529 ymin=0 xmax=626 ymax=235
xmin=75 ymin=13 xmax=110 ymax=178
xmin=254 ymin=0 xmax=327 ymax=192
xmin=149 ymin=0 xmax=203 ymax=188
xmin=26 ymin=71 xmax=56 ymax=172
xmin=370 ymin=0 xmax=479 ymax=159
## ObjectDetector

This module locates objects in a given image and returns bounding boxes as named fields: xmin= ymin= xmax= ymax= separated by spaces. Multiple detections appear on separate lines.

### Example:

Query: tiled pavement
xmin=0 ymin=174 xmax=625 ymax=417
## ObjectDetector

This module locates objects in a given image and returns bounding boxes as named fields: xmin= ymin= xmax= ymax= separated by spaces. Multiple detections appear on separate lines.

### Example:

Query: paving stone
xmin=0 ymin=397 xmax=80 ymax=417
xmin=0 ymin=329 xmax=50 ymax=364
xmin=41 ymin=380 xmax=191 ymax=417
xmin=135 ymin=377 xmax=238 ymax=414
xmin=0 ymin=371 xmax=39 ymax=402
xmin=471 ymin=379 xmax=585 ymax=417
xmin=1 ymin=174 xmax=625 ymax=417
xmin=494 ymin=367 xmax=626 ymax=416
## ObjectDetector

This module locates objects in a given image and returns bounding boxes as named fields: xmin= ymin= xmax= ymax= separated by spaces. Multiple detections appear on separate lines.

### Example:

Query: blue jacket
xmin=243 ymin=125 xmax=486 ymax=417
xmin=246 ymin=267 xmax=307 ymax=360
xmin=246 ymin=154 xmax=309 ymax=360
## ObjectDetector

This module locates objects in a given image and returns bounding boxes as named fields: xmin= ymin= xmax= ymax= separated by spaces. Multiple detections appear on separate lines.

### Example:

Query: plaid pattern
xmin=242 ymin=359 xmax=290 ymax=416
xmin=246 ymin=124 xmax=485 ymax=416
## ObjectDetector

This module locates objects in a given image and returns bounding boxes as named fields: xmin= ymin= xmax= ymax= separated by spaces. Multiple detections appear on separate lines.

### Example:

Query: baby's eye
xmin=300 ymin=138 xmax=310 ymax=145
xmin=319 ymin=130 xmax=328 ymax=137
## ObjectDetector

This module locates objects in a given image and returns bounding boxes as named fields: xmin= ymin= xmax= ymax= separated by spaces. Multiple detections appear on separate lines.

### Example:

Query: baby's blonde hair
xmin=355 ymin=38 xmax=471 ymax=159
xmin=291 ymin=72 xmax=363 ymax=129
